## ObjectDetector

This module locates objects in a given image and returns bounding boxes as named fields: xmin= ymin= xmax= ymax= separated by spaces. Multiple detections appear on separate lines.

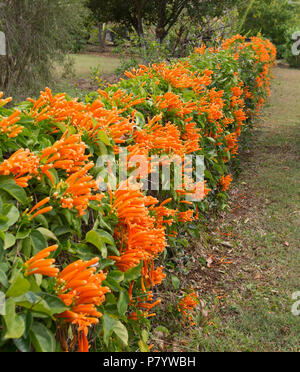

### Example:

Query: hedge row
xmin=0 ymin=35 xmax=276 ymax=352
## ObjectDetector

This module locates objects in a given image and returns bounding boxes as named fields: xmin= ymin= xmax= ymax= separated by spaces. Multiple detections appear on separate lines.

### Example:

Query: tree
xmin=240 ymin=0 xmax=298 ymax=52
xmin=154 ymin=0 xmax=188 ymax=43
xmin=0 ymin=0 xmax=88 ymax=99
xmin=87 ymin=0 xmax=154 ymax=41
xmin=87 ymin=0 xmax=242 ymax=45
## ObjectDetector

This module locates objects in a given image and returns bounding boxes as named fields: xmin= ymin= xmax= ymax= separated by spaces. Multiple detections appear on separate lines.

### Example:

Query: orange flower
xmin=141 ymin=260 xmax=166 ymax=288
xmin=224 ymin=132 xmax=239 ymax=156
xmin=128 ymin=291 xmax=161 ymax=320
xmin=26 ymin=197 xmax=53 ymax=220
xmin=55 ymin=162 xmax=104 ymax=216
xmin=0 ymin=110 xmax=23 ymax=137
xmin=0 ymin=92 xmax=12 ymax=107
xmin=155 ymin=92 xmax=197 ymax=118
xmin=56 ymin=257 xmax=110 ymax=352
xmin=40 ymin=132 xmax=90 ymax=177
xmin=195 ymin=44 xmax=206 ymax=55
xmin=124 ymin=65 xmax=149 ymax=79
xmin=24 ymin=245 xmax=59 ymax=277
xmin=0 ymin=149 xmax=39 ymax=187
xmin=109 ymin=182 xmax=167 ymax=273
xmin=219 ymin=174 xmax=233 ymax=191
xmin=129 ymin=115 xmax=185 ymax=157
xmin=178 ymin=292 xmax=198 ymax=325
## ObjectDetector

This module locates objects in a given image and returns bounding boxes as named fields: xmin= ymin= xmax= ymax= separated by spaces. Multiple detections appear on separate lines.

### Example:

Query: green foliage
xmin=240 ymin=0 xmax=299 ymax=56
xmin=0 ymin=0 xmax=90 ymax=99
xmin=0 ymin=35 xmax=276 ymax=352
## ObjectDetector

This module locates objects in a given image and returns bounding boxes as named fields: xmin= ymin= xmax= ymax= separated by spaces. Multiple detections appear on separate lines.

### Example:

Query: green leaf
xmin=15 ymin=291 xmax=68 ymax=316
xmin=13 ymin=336 xmax=31 ymax=352
xmin=96 ymin=141 xmax=108 ymax=156
xmin=141 ymin=329 xmax=149 ymax=343
xmin=171 ymin=275 xmax=180 ymax=290
xmin=109 ymin=270 xmax=124 ymax=283
xmin=2 ymin=298 xmax=25 ymax=339
xmin=96 ymin=229 xmax=119 ymax=256
xmin=204 ymin=169 xmax=214 ymax=181
xmin=21 ymin=237 xmax=32 ymax=258
xmin=135 ymin=111 xmax=145 ymax=127
xmin=30 ymin=230 xmax=47 ymax=255
xmin=0 ymin=204 xmax=19 ymax=231
xmin=99 ymin=258 xmax=116 ymax=270
xmin=103 ymin=312 xmax=128 ymax=347
xmin=113 ymin=321 xmax=128 ymax=346
xmin=86 ymin=230 xmax=107 ymax=258
xmin=117 ymin=290 xmax=129 ymax=316
xmin=34 ymin=214 xmax=49 ymax=228
xmin=0 ymin=269 xmax=8 ymax=288
xmin=96 ymin=229 xmax=115 ymax=246
xmin=6 ymin=272 xmax=31 ymax=298
xmin=103 ymin=276 xmax=123 ymax=292
xmin=98 ymin=130 xmax=112 ymax=146
xmin=14 ymin=292 xmax=51 ymax=316
xmin=4 ymin=232 xmax=16 ymax=249
xmin=0 ymin=176 xmax=27 ymax=204
xmin=124 ymin=261 xmax=142 ymax=282
xmin=55 ymin=121 xmax=68 ymax=134
xmin=36 ymin=292 xmax=67 ymax=315
xmin=16 ymin=229 xmax=31 ymax=240
xmin=26 ymin=275 xmax=41 ymax=293
xmin=103 ymin=312 xmax=117 ymax=346
xmin=24 ymin=311 xmax=33 ymax=338
xmin=30 ymin=322 xmax=56 ymax=352
xmin=138 ymin=339 xmax=150 ymax=352
xmin=37 ymin=228 xmax=58 ymax=241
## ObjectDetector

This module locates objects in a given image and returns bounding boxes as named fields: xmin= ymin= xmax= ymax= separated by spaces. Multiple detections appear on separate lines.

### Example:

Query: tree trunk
xmin=98 ymin=23 xmax=106 ymax=53
xmin=155 ymin=0 xmax=167 ymax=44
xmin=171 ymin=25 xmax=185 ymax=57
xmin=133 ymin=0 xmax=147 ymax=60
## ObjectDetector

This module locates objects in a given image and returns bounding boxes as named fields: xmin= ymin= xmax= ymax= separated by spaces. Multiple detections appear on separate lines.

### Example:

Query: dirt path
xmin=184 ymin=66 xmax=300 ymax=352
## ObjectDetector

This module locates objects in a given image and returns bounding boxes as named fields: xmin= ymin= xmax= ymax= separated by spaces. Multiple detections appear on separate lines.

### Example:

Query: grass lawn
xmin=154 ymin=65 xmax=300 ymax=352
xmin=54 ymin=53 xmax=121 ymax=97
xmin=69 ymin=53 xmax=121 ymax=78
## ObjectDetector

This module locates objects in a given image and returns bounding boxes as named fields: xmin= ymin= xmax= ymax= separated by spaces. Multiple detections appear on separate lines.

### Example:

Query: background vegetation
xmin=0 ymin=0 xmax=298 ymax=353
xmin=1 ymin=0 xmax=300 ymax=100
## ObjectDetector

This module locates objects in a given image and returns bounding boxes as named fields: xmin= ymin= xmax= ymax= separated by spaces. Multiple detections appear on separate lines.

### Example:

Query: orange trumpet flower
xmin=24 ymin=245 xmax=59 ymax=277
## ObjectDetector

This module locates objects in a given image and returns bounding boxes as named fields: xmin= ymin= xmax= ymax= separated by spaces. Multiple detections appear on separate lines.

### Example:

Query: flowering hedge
xmin=0 ymin=35 xmax=276 ymax=352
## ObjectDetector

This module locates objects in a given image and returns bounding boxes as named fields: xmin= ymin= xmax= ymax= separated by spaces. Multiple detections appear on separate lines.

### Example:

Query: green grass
xmin=194 ymin=66 xmax=300 ymax=352
xmin=69 ymin=54 xmax=120 ymax=78
xmin=154 ymin=66 xmax=300 ymax=352
xmin=53 ymin=53 xmax=120 ymax=97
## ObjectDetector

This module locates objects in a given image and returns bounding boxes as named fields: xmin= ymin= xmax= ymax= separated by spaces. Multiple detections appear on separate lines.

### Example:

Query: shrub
xmin=0 ymin=35 xmax=276 ymax=352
